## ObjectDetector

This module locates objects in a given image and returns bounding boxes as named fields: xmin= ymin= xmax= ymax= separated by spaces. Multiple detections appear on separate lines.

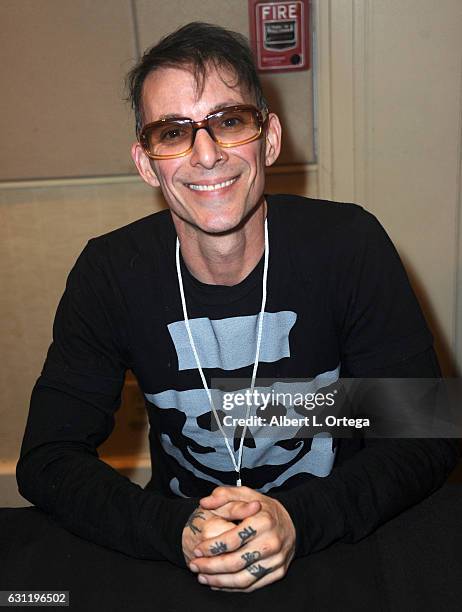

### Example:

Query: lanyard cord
xmin=175 ymin=219 xmax=269 ymax=486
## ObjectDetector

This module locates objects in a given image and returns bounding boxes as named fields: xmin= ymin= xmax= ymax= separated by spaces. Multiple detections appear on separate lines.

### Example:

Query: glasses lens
xmin=210 ymin=108 xmax=261 ymax=145
xmin=143 ymin=120 xmax=192 ymax=157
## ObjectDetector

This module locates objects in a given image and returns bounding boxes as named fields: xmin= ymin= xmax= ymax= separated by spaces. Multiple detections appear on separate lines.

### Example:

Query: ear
xmin=131 ymin=141 xmax=160 ymax=187
xmin=264 ymin=113 xmax=282 ymax=167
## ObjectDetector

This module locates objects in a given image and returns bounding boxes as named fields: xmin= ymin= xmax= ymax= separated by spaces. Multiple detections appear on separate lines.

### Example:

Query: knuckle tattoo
xmin=241 ymin=550 xmax=262 ymax=568
xmin=246 ymin=563 xmax=274 ymax=581
xmin=238 ymin=525 xmax=257 ymax=545
xmin=186 ymin=509 xmax=206 ymax=535
xmin=209 ymin=541 xmax=227 ymax=555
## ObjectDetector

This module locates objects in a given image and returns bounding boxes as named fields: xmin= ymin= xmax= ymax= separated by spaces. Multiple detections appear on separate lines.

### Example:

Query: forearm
xmin=270 ymin=346 xmax=460 ymax=557
xmin=270 ymin=437 xmax=459 ymax=558
xmin=17 ymin=382 xmax=199 ymax=568
xmin=17 ymin=441 xmax=198 ymax=567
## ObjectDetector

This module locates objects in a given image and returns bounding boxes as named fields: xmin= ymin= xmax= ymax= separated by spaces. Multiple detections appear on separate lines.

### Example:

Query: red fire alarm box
xmin=248 ymin=0 xmax=310 ymax=72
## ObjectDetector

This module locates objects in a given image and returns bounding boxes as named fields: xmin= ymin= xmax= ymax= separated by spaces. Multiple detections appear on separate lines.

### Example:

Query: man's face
xmin=132 ymin=65 xmax=281 ymax=235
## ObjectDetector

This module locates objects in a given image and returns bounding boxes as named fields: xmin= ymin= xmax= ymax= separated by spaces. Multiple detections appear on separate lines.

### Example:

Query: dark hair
xmin=126 ymin=21 xmax=268 ymax=135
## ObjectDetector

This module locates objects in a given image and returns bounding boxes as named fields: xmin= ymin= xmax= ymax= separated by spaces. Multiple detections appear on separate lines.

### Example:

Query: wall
xmin=0 ymin=0 xmax=314 ymax=180
xmin=315 ymin=0 xmax=462 ymax=376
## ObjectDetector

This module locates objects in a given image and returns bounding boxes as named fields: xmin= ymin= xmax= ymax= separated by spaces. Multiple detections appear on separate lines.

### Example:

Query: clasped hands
xmin=182 ymin=486 xmax=296 ymax=593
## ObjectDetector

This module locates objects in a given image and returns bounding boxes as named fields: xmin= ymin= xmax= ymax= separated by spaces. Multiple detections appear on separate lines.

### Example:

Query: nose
xmin=189 ymin=127 xmax=225 ymax=169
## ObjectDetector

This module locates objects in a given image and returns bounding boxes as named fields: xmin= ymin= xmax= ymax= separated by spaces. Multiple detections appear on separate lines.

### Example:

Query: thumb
xmin=208 ymin=500 xmax=261 ymax=521
xmin=200 ymin=486 xmax=252 ymax=509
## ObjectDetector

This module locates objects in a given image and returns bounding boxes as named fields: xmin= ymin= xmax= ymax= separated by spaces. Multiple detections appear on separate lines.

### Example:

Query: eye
xmin=220 ymin=114 xmax=244 ymax=129
xmin=159 ymin=126 xmax=187 ymax=142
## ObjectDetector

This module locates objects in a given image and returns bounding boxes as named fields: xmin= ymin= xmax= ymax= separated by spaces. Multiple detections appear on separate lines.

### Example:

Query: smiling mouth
xmin=186 ymin=177 xmax=238 ymax=192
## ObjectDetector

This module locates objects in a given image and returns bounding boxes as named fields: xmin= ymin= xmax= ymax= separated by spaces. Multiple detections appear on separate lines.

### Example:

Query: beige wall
xmin=0 ymin=0 xmax=136 ymax=179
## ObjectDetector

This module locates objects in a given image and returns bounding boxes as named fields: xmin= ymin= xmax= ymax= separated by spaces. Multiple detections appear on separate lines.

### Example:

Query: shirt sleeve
xmin=269 ymin=210 xmax=460 ymax=558
xmin=16 ymin=241 xmax=199 ymax=567
xmin=334 ymin=208 xmax=433 ymax=372
xmin=270 ymin=348 xmax=459 ymax=558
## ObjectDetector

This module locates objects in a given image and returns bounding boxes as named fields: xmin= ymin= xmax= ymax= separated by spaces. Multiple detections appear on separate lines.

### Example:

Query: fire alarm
xmin=248 ymin=0 xmax=310 ymax=72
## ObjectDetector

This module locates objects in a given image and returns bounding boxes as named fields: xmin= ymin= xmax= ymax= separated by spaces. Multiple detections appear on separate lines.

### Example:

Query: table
xmin=1 ymin=483 xmax=461 ymax=611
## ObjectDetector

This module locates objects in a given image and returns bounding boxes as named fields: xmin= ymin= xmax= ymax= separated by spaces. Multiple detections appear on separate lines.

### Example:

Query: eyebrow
xmin=157 ymin=100 xmax=245 ymax=121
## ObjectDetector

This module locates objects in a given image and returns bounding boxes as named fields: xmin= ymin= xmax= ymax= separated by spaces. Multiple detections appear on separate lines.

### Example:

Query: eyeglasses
xmin=138 ymin=104 xmax=267 ymax=160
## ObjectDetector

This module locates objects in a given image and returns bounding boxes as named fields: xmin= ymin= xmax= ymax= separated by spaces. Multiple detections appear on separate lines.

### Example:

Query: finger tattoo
xmin=238 ymin=525 xmax=257 ymax=544
xmin=186 ymin=509 xmax=206 ymax=535
xmin=210 ymin=541 xmax=228 ymax=555
xmin=247 ymin=563 xmax=273 ymax=580
xmin=241 ymin=550 xmax=261 ymax=567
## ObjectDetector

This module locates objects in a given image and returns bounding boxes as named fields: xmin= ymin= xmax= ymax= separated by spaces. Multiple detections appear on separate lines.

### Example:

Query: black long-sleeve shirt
xmin=17 ymin=195 xmax=459 ymax=567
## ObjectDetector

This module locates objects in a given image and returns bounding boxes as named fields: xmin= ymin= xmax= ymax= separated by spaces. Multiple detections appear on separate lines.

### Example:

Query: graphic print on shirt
xmin=168 ymin=311 xmax=297 ymax=370
xmin=145 ymin=311 xmax=338 ymax=496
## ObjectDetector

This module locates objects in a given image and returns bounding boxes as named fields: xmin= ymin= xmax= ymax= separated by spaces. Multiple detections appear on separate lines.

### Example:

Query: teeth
xmin=188 ymin=178 xmax=237 ymax=191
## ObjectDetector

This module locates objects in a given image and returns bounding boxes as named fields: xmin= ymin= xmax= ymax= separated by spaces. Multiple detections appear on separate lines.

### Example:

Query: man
xmin=17 ymin=22 xmax=459 ymax=594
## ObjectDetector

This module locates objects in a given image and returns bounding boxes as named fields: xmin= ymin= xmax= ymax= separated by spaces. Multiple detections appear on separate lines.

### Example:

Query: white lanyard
xmin=175 ymin=219 xmax=269 ymax=486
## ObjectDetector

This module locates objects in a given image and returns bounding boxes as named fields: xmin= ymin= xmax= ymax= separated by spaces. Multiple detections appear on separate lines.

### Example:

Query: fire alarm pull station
xmin=248 ymin=0 xmax=310 ymax=72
